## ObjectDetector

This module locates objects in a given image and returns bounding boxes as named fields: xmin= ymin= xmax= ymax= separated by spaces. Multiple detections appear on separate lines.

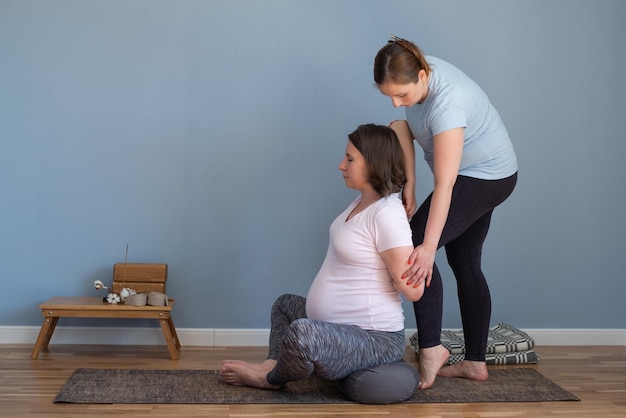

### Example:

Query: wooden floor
xmin=2 ymin=344 xmax=625 ymax=417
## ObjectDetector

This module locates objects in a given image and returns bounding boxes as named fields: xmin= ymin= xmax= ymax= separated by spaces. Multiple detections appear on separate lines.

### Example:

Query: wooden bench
xmin=31 ymin=263 xmax=180 ymax=360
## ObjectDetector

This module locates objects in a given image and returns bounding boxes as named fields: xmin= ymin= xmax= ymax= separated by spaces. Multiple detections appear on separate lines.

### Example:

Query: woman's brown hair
xmin=348 ymin=124 xmax=406 ymax=197
xmin=373 ymin=36 xmax=431 ymax=85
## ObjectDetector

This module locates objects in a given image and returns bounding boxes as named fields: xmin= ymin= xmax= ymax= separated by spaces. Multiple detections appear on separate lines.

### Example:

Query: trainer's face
xmin=338 ymin=141 xmax=369 ymax=191
xmin=379 ymin=81 xmax=421 ymax=108
xmin=378 ymin=69 xmax=428 ymax=108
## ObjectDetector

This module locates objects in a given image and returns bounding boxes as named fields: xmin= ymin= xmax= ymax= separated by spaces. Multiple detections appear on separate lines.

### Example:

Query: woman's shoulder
xmin=370 ymin=194 xmax=406 ymax=217
xmin=376 ymin=193 xmax=403 ymax=206
xmin=370 ymin=195 xmax=412 ymax=241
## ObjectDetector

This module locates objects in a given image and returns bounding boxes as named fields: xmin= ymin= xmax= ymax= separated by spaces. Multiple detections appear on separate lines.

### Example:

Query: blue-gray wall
xmin=1 ymin=0 xmax=624 ymax=330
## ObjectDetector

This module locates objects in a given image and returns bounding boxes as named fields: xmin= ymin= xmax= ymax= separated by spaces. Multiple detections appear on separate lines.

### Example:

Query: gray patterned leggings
xmin=265 ymin=294 xmax=406 ymax=386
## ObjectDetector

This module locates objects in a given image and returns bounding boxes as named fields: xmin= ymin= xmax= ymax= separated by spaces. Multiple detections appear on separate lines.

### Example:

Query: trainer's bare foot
xmin=437 ymin=359 xmax=489 ymax=381
xmin=219 ymin=359 xmax=281 ymax=389
xmin=417 ymin=344 xmax=450 ymax=390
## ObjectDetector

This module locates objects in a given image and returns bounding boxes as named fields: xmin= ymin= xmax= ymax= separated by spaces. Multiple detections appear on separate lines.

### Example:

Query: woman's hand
xmin=381 ymin=246 xmax=424 ymax=302
xmin=402 ymin=242 xmax=437 ymax=288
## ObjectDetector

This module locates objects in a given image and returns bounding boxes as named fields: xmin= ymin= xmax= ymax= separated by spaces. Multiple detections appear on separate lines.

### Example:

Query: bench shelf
xmin=31 ymin=296 xmax=180 ymax=360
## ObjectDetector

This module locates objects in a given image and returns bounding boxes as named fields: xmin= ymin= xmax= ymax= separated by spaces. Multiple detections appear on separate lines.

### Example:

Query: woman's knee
xmin=272 ymin=293 xmax=292 ymax=309
xmin=284 ymin=319 xmax=314 ymax=345
xmin=272 ymin=293 xmax=305 ymax=313
xmin=278 ymin=319 xmax=321 ymax=361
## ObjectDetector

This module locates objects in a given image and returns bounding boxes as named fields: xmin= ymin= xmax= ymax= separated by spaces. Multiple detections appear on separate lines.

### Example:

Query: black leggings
xmin=411 ymin=173 xmax=517 ymax=362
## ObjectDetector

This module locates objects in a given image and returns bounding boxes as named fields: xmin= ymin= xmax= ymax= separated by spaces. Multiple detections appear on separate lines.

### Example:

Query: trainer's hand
xmin=402 ymin=186 xmax=417 ymax=220
xmin=403 ymin=244 xmax=436 ymax=288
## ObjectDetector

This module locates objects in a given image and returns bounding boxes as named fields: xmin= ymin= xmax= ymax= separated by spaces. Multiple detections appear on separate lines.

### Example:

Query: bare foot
xmin=219 ymin=359 xmax=281 ymax=389
xmin=221 ymin=359 xmax=277 ymax=372
xmin=437 ymin=359 xmax=489 ymax=381
xmin=417 ymin=344 xmax=450 ymax=390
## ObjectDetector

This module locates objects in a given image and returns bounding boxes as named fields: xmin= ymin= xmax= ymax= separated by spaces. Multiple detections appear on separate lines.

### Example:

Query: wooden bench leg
xmin=159 ymin=318 xmax=180 ymax=360
xmin=166 ymin=317 xmax=181 ymax=351
xmin=31 ymin=316 xmax=59 ymax=359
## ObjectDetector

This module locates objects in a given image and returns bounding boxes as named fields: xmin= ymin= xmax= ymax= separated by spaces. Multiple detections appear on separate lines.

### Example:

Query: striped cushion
xmin=410 ymin=323 xmax=540 ymax=365
xmin=448 ymin=350 xmax=540 ymax=365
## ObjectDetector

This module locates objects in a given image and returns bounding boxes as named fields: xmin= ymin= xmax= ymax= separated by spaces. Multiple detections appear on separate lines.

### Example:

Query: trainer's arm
xmin=390 ymin=120 xmax=417 ymax=218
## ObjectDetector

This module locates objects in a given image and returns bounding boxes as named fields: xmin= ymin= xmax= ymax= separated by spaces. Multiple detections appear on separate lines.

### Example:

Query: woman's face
xmin=338 ymin=140 xmax=369 ymax=191
xmin=378 ymin=69 xmax=428 ymax=108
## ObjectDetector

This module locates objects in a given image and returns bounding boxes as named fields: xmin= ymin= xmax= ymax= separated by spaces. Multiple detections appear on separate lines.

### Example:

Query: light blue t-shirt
xmin=405 ymin=56 xmax=517 ymax=180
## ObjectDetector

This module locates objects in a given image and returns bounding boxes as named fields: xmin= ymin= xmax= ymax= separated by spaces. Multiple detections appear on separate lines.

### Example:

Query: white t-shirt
xmin=306 ymin=194 xmax=413 ymax=332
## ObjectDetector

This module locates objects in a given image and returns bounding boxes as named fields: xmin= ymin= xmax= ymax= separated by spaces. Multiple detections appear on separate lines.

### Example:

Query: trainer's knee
xmin=445 ymin=246 xmax=480 ymax=274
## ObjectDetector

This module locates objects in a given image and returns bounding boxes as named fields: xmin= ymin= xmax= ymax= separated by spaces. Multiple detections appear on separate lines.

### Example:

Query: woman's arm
xmin=403 ymin=127 xmax=464 ymax=287
xmin=380 ymin=245 xmax=424 ymax=302
xmin=390 ymin=120 xmax=417 ymax=218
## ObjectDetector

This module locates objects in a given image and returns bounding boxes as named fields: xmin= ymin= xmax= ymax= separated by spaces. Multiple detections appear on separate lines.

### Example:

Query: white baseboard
xmin=521 ymin=328 xmax=626 ymax=346
xmin=3 ymin=326 xmax=625 ymax=347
